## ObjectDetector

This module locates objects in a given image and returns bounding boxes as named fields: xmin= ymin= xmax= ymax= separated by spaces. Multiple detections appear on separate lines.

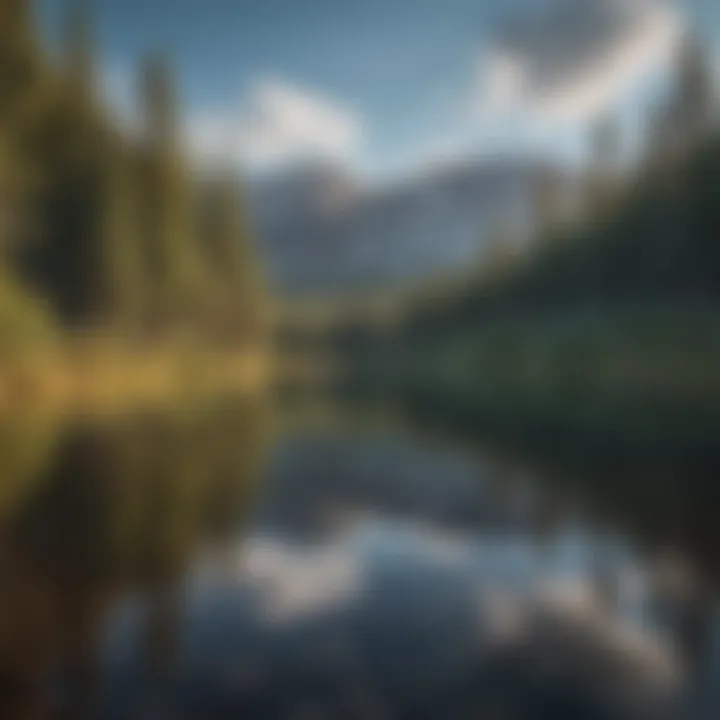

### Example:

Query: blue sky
xmin=37 ymin=0 xmax=720 ymax=181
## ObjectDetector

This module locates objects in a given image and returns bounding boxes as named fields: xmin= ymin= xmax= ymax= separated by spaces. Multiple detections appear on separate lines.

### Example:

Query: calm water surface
xmin=0 ymin=400 xmax=719 ymax=719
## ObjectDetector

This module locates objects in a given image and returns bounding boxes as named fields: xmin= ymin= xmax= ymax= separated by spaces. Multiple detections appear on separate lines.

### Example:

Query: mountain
xmin=247 ymin=155 xmax=554 ymax=297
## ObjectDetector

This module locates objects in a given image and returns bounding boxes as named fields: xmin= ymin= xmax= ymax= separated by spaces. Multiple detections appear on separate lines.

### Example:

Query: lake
xmin=0 ymin=397 xmax=718 ymax=719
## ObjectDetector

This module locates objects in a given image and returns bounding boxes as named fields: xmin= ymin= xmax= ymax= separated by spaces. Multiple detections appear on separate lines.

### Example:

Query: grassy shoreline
xmin=0 ymin=338 xmax=272 ymax=415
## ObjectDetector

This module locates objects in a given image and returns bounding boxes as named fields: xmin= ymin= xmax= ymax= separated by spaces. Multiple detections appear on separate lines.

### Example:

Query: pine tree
xmin=137 ymin=54 xmax=200 ymax=331
xmin=676 ymin=35 xmax=716 ymax=142
xmin=63 ymin=0 xmax=96 ymax=101
xmin=0 ymin=0 xmax=45 ymax=254
xmin=198 ymin=171 xmax=253 ymax=337
xmin=0 ymin=1 xmax=38 ymax=105
xmin=649 ymin=35 xmax=717 ymax=165
xmin=21 ymin=0 xmax=117 ymax=325
xmin=141 ymin=55 xmax=180 ymax=152
xmin=88 ymin=141 xmax=145 ymax=330
xmin=56 ymin=2 xmax=144 ymax=328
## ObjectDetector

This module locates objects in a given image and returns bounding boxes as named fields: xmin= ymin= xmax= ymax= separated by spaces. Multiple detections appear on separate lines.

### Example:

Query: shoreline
xmin=0 ymin=340 xmax=272 ymax=415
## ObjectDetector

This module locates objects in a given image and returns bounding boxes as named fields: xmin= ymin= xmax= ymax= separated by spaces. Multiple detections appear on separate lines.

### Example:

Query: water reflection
xmin=0 ymin=400 xmax=270 ymax=719
xmin=0 ymin=400 xmax=718 ymax=718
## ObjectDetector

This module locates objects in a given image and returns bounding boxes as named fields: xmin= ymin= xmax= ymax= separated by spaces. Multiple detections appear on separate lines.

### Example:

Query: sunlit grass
xmin=0 ymin=336 xmax=272 ymax=415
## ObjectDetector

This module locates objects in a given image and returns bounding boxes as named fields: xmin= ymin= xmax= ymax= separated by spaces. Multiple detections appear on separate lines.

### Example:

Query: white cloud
xmin=239 ymin=537 xmax=364 ymax=624
xmin=478 ymin=0 xmax=684 ymax=125
xmin=189 ymin=78 xmax=363 ymax=170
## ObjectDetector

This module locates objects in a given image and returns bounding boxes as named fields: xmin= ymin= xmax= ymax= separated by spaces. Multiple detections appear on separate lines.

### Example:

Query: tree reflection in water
xmin=0 ymin=399 xmax=270 ymax=719
xmin=0 ymin=400 xmax=718 ymax=718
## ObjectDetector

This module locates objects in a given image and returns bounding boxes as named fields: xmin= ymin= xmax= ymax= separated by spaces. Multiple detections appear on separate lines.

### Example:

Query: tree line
xmin=402 ymin=134 xmax=720 ymax=339
xmin=400 ymin=36 xmax=720 ymax=339
xmin=0 ymin=0 xmax=267 ymax=347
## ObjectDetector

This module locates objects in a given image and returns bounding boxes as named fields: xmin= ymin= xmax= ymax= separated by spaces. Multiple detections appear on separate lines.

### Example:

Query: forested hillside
xmin=403 ymin=134 xmax=720 ymax=338
xmin=329 ymin=37 xmax=720 ymax=458
xmin=0 ymin=0 xmax=266 ymax=350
